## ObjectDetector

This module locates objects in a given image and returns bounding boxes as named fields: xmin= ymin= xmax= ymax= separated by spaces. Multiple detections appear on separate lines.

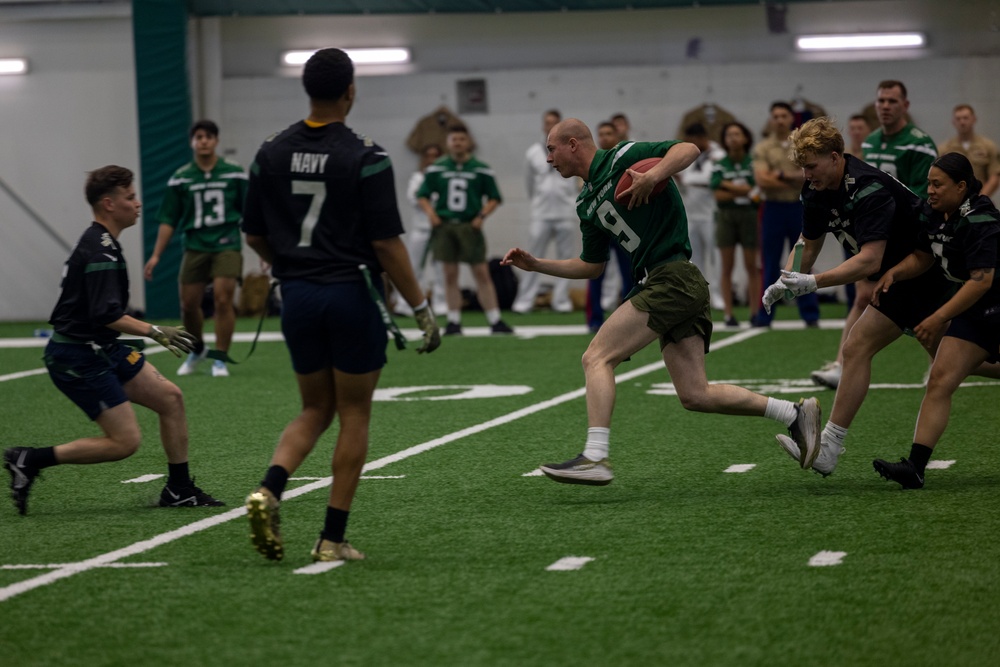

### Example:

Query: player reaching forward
xmin=502 ymin=119 xmax=821 ymax=486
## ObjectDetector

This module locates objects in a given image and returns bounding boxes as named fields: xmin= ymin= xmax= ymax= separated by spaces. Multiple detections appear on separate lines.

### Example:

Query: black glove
xmin=413 ymin=305 xmax=441 ymax=354
xmin=149 ymin=325 xmax=197 ymax=357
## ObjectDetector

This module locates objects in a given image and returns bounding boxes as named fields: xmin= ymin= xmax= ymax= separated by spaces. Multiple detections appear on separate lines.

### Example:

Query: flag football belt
xmin=206 ymin=278 xmax=278 ymax=365
xmin=360 ymin=264 xmax=408 ymax=351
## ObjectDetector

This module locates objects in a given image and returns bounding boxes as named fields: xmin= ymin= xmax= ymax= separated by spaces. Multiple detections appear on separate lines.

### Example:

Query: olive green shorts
xmin=715 ymin=206 xmax=759 ymax=249
xmin=629 ymin=260 xmax=713 ymax=352
xmin=179 ymin=249 xmax=243 ymax=285
xmin=431 ymin=223 xmax=487 ymax=264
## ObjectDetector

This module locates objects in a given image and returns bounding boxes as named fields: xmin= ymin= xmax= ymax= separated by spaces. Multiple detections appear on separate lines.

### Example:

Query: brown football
xmin=614 ymin=157 xmax=667 ymax=204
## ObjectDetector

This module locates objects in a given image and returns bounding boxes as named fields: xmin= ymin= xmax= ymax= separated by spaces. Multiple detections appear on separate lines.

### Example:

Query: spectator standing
xmin=512 ymin=109 xmax=579 ymax=314
xmin=938 ymin=104 xmax=1000 ymax=198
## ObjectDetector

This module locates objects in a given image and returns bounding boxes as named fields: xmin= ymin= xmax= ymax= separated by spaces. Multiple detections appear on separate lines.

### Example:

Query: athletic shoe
xmin=4 ymin=447 xmax=40 ymax=516
xmin=810 ymin=361 xmax=842 ymax=390
xmin=211 ymin=360 xmax=229 ymax=378
xmin=724 ymin=316 xmax=739 ymax=328
xmin=158 ymin=479 xmax=225 ymax=507
xmin=177 ymin=348 xmax=209 ymax=376
xmin=776 ymin=433 xmax=844 ymax=477
xmin=311 ymin=538 xmax=366 ymax=562
xmin=491 ymin=320 xmax=514 ymax=334
xmin=246 ymin=487 xmax=283 ymax=561
xmin=873 ymin=457 xmax=925 ymax=490
xmin=539 ymin=453 xmax=613 ymax=486
xmin=444 ymin=322 xmax=463 ymax=336
xmin=786 ymin=397 xmax=822 ymax=469
xmin=552 ymin=302 xmax=574 ymax=313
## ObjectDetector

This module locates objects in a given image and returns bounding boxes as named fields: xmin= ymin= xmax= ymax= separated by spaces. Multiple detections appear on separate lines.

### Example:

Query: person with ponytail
xmin=872 ymin=152 xmax=1000 ymax=488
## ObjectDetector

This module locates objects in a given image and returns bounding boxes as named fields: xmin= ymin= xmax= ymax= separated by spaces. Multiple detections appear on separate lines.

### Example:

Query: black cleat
xmin=491 ymin=320 xmax=514 ymax=335
xmin=873 ymin=458 xmax=925 ymax=490
xmin=444 ymin=322 xmax=463 ymax=336
xmin=4 ymin=447 xmax=40 ymax=515
xmin=159 ymin=478 xmax=225 ymax=507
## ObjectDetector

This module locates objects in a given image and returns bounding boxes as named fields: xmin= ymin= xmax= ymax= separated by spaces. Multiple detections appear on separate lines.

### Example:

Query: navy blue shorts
xmin=280 ymin=278 xmax=388 ymax=375
xmin=872 ymin=270 xmax=957 ymax=334
xmin=944 ymin=293 xmax=1000 ymax=363
xmin=44 ymin=340 xmax=146 ymax=420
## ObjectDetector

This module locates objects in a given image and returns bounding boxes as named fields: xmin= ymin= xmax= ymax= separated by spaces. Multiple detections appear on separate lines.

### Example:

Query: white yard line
xmin=0 ymin=327 xmax=766 ymax=602
xmin=724 ymin=464 xmax=757 ymax=473
xmin=546 ymin=557 xmax=595 ymax=571
xmin=293 ymin=561 xmax=346 ymax=575
xmin=121 ymin=474 xmax=165 ymax=484
xmin=808 ymin=551 xmax=848 ymax=567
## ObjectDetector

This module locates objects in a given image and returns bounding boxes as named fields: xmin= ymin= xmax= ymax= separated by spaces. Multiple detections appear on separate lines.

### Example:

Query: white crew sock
xmin=447 ymin=309 xmax=461 ymax=325
xmin=485 ymin=308 xmax=501 ymax=325
xmin=822 ymin=421 xmax=848 ymax=449
xmin=583 ymin=427 xmax=610 ymax=462
xmin=765 ymin=397 xmax=799 ymax=428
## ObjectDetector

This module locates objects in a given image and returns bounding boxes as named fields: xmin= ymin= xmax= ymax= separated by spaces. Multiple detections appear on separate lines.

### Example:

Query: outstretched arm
xmin=501 ymin=247 xmax=605 ymax=280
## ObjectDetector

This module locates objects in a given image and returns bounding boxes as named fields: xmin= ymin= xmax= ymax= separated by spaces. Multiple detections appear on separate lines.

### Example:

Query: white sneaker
xmin=810 ymin=361 xmax=842 ymax=389
xmin=786 ymin=397 xmax=822 ymax=469
xmin=539 ymin=453 xmax=614 ymax=486
xmin=177 ymin=348 xmax=208 ymax=376
xmin=211 ymin=360 xmax=229 ymax=377
xmin=776 ymin=433 xmax=844 ymax=477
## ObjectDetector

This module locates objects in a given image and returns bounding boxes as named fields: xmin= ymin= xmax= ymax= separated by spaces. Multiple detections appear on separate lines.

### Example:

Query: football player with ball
xmin=502 ymin=119 xmax=822 ymax=485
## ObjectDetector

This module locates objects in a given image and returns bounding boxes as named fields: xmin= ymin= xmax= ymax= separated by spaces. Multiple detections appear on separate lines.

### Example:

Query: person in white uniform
xmin=396 ymin=144 xmax=446 ymax=315
xmin=677 ymin=123 xmax=726 ymax=311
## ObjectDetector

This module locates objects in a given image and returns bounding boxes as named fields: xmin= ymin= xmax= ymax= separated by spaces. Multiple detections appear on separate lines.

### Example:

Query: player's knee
xmin=676 ymin=388 xmax=711 ymax=413
xmin=109 ymin=430 xmax=142 ymax=460
xmin=157 ymin=382 xmax=186 ymax=417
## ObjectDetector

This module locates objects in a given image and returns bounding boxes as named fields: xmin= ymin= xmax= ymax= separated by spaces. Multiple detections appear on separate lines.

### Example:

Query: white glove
xmin=779 ymin=270 xmax=818 ymax=297
xmin=762 ymin=278 xmax=785 ymax=315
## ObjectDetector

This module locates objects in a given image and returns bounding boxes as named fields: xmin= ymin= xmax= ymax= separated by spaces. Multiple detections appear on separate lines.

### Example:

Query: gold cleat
xmin=246 ymin=487 xmax=283 ymax=561
xmin=311 ymin=538 xmax=366 ymax=562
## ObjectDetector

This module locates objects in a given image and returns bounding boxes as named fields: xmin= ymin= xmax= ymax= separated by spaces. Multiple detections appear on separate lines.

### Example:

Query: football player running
xmin=502 ymin=118 xmax=822 ymax=486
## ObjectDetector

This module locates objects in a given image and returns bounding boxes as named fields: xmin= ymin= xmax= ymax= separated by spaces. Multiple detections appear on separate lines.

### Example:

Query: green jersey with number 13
xmin=578 ymin=141 xmax=692 ymax=284
xmin=156 ymin=158 xmax=248 ymax=252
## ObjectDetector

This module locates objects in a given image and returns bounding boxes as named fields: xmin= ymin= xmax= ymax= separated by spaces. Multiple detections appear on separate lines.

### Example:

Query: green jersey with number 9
xmin=156 ymin=157 xmax=248 ymax=252
xmin=578 ymin=141 xmax=692 ymax=284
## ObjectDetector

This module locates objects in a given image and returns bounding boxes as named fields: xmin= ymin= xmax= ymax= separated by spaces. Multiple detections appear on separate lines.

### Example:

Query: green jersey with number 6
xmin=578 ymin=141 xmax=692 ymax=284
xmin=861 ymin=123 xmax=937 ymax=198
xmin=417 ymin=155 xmax=502 ymax=222
xmin=156 ymin=158 xmax=248 ymax=252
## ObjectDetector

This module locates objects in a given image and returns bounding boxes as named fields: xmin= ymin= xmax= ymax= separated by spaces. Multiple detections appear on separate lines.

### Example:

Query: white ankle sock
xmin=447 ymin=310 xmax=461 ymax=324
xmin=822 ymin=421 xmax=848 ymax=449
xmin=765 ymin=398 xmax=799 ymax=428
xmin=583 ymin=427 xmax=610 ymax=461
xmin=485 ymin=308 xmax=501 ymax=325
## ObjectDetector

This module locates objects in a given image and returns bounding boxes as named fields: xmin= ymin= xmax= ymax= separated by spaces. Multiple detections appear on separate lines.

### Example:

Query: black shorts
xmin=280 ymin=278 xmax=388 ymax=375
xmin=872 ymin=270 xmax=957 ymax=334
xmin=945 ymin=292 xmax=1000 ymax=363
xmin=45 ymin=340 xmax=146 ymax=420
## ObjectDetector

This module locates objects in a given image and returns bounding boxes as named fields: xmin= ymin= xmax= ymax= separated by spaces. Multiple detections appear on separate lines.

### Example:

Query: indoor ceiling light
xmin=282 ymin=48 xmax=410 ymax=66
xmin=0 ymin=58 xmax=28 ymax=75
xmin=796 ymin=33 xmax=925 ymax=51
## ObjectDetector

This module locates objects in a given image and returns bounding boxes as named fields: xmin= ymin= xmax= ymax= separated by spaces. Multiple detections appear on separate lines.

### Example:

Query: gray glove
xmin=761 ymin=278 xmax=785 ymax=315
xmin=149 ymin=325 xmax=197 ymax=357
xmin=413 ymin=305 xmax=441 ymax=354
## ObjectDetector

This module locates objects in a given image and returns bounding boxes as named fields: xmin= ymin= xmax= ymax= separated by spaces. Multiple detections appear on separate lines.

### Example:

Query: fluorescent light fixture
xmin=282 ymin=48 xmax=410 ymax=66
xmin=0 ymin=58 xmax=28 ymax=75
xmin=796 ymin=33 xmax=925 ymax=51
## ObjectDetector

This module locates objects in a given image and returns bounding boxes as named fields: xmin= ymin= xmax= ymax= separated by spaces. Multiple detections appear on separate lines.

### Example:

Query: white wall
xmin=1 ymin=1 xmax=997 ymax=320
xmin=0 ymin=11 xmax=140 ymax=321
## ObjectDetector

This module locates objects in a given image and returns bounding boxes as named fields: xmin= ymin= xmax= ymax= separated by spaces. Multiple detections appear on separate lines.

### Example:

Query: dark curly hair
xmin=302 ymin=48 xmax=354 ymax=101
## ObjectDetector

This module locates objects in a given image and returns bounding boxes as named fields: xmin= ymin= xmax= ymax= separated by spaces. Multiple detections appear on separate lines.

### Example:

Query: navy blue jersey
xmin=49 ymin=222 xmax=129 ymax=344
xmin=242 ymin=121 xmax=404 ymax=284
xmin=801 ymin=154 xmax=923 ymax=279
xmin=917 ymin=193 xmax=1000 ymax=293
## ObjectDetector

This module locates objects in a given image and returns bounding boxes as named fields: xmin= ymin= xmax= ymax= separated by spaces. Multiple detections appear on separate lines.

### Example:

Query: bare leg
xmin=743 ymin=246 xmax=761 ymax=319
xmin=124 ymin=360 xmax=189 ymax=463
xmin=913 ymin=338 xmax=989 ymax=447
xmin=470 ymin=261 xmax=500 ymax=312
xmin=580 ymin=301 xmax=659 ymax=428
xmin=442 ymin=262 xmax=462 ymax=314
xmin=829 ymin=306 xmax=902 ymax=427
xmin=52 ymin=402 xmax=142 ymax=464
xmin=212 ymin=276 xmax=238 ymax=353
xmin=832 ymin=278 xmax=876 ymax=364
xmin=328 ymin=368 xmax=380 ymax=511
xmin=664 ymin=335 xmax=768 ymax=415
xmin=269 ymin=369 xmax=337 ymax=475
xmin=180 ymin=282 xmax=207 ymax=344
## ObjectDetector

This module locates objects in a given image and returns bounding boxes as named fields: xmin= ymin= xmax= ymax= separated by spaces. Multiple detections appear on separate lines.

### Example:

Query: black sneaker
xmin=4 ymin=447 xmax=40 ymax=515
xmin=159 ymin=478 xmax=225 ymax=507
xmin=873 ymin=458 xmax=925 ymax=489
xmin=724 ymin=316 xmax=739 ymax=328
xmin=491 ymin=320 xmax=514 ymax=334
xmin=444 ymin=322 xmax=463 ymax=336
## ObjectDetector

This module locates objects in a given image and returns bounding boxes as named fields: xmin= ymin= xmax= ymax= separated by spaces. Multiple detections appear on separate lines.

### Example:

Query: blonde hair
xmin=789 ymin=117 xmax=845 ymax=167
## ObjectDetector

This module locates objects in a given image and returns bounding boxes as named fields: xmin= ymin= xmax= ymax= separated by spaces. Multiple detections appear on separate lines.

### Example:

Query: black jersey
xmin=49 ymin=222 xmax=129 ymax=344
xmin=917 ymin=194 xmax=1000 ymax=292
xmin=242 ymin=121 xmax=405 ymax=284
xmin=801 ymin=154 xmax=923 ymax=280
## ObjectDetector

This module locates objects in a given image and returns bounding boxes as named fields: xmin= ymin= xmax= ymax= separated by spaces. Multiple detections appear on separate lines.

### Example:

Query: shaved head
xmin=545 ymin=118 xmax=597 ymax=180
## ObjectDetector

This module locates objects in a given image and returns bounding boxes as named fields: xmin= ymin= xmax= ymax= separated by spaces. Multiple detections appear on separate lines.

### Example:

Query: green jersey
xmin=709 ymin=154 xmax=755 ymax=209
xmin=416 ymin=155 xmax=502 ymax=222
xmin=861 ymin=123 xmax=937 ymax=197
xmin=578 ymin=140 xmax=691 ymax=283
xmin=156 ymin=157 xmax=248 ymax=252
